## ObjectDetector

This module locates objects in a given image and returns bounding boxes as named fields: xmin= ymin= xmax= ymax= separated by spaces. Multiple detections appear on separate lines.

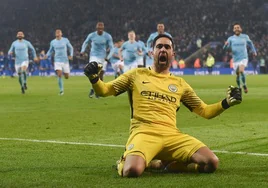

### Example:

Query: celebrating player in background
xmin=118 ymin=31 xmax=143 ymax=72
xmin=146 ymin=23 xmax=172 ymax=57
xmin=80 ymin=22 xmax=113 ymax=98
xmin=8 ymin=31 xmax=38 ymax=94
xmin=223 ymin=23 xmax=257 ymax=93
xmin=46 ymin=29 xmax=73 ymax=95
xmin=136 ymin=35 xmax=147 ymax=68
xmin=107 ymin=40 xmax=124 ymax=78
xmin=84 ymin=34 xmax=242 ymax=177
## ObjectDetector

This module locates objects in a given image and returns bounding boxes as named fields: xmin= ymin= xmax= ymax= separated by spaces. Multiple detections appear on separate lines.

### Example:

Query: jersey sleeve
xmin=181 ymin=80 xmax=225 ymax=119
xmin=146 ymin=34 xmax=153 ymax=51
xmin=245 ymin=35 xmax=257 ymax=54
xmin=8 ymin=42 xmax=15 ymax=54
xmin=181 ymin=81 xmax=203 ymax=111
xmin=107 ymin=34 xmax=114 ymax=50
xmin=66 ymin=39 xmax=74 ymax=56
xmin=46 ymin=41 xmax=54 ymax=57
xmin=92 ymin=69 xmax=136 ymax=97
xmin=81 ymin=33 xmax=92 ymax=53
xmin=106 ymin=47 xmax=115 ymax=60
xmin=121 ymin=42 xmax=126 ymax=51
xmin=223 ymin=37 xmax=231 ymax=50
xmin=110 ymin=69 xmax=136 ymax=96
xmin=28 ymin=41 xmax=37 ymax=58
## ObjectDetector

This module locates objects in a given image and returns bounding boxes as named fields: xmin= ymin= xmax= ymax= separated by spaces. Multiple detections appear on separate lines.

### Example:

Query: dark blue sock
xmin=236 ymin=74 xmax=241 ymax=88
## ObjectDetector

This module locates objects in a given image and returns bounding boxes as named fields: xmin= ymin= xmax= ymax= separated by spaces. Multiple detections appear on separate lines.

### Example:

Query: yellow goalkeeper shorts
xmin=122 ymin=125 xmax=206 ymax=166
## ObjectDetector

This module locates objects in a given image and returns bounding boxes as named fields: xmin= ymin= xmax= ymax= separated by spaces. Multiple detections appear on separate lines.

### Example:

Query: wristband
xmin=90 ymin=76 xmax=99 ymax=84
xmin=221 ymin=98 xmax=230 ymax=109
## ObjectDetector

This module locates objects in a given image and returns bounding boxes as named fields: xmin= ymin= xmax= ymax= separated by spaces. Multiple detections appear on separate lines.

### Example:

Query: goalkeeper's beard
xmin=155 ymin=52 xmax=170 ymax=69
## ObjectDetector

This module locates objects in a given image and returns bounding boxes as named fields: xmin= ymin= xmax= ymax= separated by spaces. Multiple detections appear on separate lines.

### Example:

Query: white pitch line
xmin=0 ymin=137 xmax=125 ymax=148
xmin=0 ymin=137 xmax=268 ymax=157
xmin=212 ymin=150 xmax=268 ymax=157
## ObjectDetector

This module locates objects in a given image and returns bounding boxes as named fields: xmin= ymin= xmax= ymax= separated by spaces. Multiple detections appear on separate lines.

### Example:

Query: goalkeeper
xmin=84 ymin=34 xmax=242 ymax=177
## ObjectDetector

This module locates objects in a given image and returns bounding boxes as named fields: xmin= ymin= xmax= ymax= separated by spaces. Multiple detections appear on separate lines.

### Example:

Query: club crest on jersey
xmin=168 ymin=84 xmax=178 ymax=93
xmin=127 ymin=144 xmax=134 ymax=151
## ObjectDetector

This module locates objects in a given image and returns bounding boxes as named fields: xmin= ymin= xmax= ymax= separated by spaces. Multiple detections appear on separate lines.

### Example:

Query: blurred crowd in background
xmin=0 ymin=0 xmax=268 ymax=75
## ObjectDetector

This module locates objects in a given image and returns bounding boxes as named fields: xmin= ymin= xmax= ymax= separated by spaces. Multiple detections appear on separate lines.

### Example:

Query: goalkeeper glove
xmin=84 ymin=61 xmax=103 ymax=83
xmin=222 ymin=86 xmax=242 ymax=109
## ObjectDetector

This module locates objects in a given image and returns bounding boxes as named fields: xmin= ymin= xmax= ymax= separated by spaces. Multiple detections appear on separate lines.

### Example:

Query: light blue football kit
xmin=81 ymin=31 xmax=113 ymax=71
xmin=223 ymin=33 xmax=257 ymax=90
xmin=8 ymin=39 xmax=37 ymax=92
xmin=121 ymin=41 xmax=142 ymax=72
xmin=47 ymin=37 xmax=73 ymax=94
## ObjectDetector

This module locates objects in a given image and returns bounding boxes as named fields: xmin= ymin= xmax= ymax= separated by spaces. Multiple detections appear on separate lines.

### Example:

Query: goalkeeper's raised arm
xmin=84 ymin=61 xmax=134 ymax=97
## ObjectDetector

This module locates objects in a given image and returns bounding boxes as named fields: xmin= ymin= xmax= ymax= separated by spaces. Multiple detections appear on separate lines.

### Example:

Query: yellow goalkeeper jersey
xmin=93 ymin=67 xmax=224 ymax=131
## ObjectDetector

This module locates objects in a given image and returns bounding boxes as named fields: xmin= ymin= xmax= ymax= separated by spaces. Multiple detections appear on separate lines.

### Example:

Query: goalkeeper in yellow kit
xmin=84 ymin=34 xmax=242 ymax=177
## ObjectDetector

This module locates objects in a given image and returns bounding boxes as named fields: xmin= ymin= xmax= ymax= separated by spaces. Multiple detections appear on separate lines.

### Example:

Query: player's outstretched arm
xmin=182 ymin=85 xmax=242 ymax=119
xmin=81 ymin=34 xmax=92 ymax=54
xmin=46 ymin=42 xmax=54 ymax=58
xmin=223 ymin=38 xmax=231 ymax=50
xmin=246 ymin=35 xmax=257 ymax=56
xmin=67 ymin=39 xmax=74 ymax=59
xmin=193 ymin=86 xmax=242 ymax=119
xmin=8 ymin=42 xmax=15 ymax=55
xmin=28 ymin=42 xmax=38 ymax=62
xmin=84 ymin=62 xmax=116 ymax=97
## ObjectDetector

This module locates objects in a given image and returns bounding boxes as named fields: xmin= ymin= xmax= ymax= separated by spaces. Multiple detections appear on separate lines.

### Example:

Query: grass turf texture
xmin=0 ymin=75 xmax=267 ymax=187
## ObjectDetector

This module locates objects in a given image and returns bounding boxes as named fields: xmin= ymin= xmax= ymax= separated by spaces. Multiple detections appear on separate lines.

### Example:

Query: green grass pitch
xmin=0 ymin=75 xmax=267 ymax=187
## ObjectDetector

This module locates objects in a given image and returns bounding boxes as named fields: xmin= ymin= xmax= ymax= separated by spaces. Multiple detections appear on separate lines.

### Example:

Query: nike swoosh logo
xmin=142 ymin=81 xmax=150 ymax=84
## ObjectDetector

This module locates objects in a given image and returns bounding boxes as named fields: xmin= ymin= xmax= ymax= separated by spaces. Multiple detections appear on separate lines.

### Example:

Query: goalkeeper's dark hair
xmin=152 ymin=34 xmax=175 ymax=50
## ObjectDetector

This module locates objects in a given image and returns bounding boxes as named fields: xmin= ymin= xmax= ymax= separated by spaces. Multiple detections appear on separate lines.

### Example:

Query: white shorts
xmin=124 ymin=62 xmax=137 ymax=72
xmin=15 ymin=61 xmax=29 ymax=73
xmin=90 ymin=56 xmax=107 ymax=71
xmin=54 ymin=62 xmax=70 ymax=73
xmin=233 ymin=59 xmax=248 ymax=71
xmin=137 ymin=58 xmax=144 ymax=66
xmin=112 ymin=61 xmax=124 ymax=72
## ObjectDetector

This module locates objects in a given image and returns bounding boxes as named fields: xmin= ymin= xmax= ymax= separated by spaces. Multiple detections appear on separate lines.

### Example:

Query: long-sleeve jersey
xmin=46 ymin=37 xmax=73 ymax=63
xmin=120 ymin=41 xmax=142 ymax=65
xmin=81 ymin=31 xmax=113 ymax=59
xmin=8 ymin=40 xmax=37 ymax=65
xmin=223 ymin=34 xmax=256 ymax=62
xmin=92 ymin=67 xmax=226 ymax=132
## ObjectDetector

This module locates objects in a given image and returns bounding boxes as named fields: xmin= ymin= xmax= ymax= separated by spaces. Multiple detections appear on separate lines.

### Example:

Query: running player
xmin=223 ymin=23 xmax=257 ymax=93
xmin=46 ymin=29 xmax=73 ymax=95
xmin=118 ymin=31 xmax=142 ymax=72
xmin=80 ymin=22 xmax=113 ymax=98
xmin=8 ymin=31 xmax=38 ymax=94
xmin=107 ymin=40 xmax=124 ymax=78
